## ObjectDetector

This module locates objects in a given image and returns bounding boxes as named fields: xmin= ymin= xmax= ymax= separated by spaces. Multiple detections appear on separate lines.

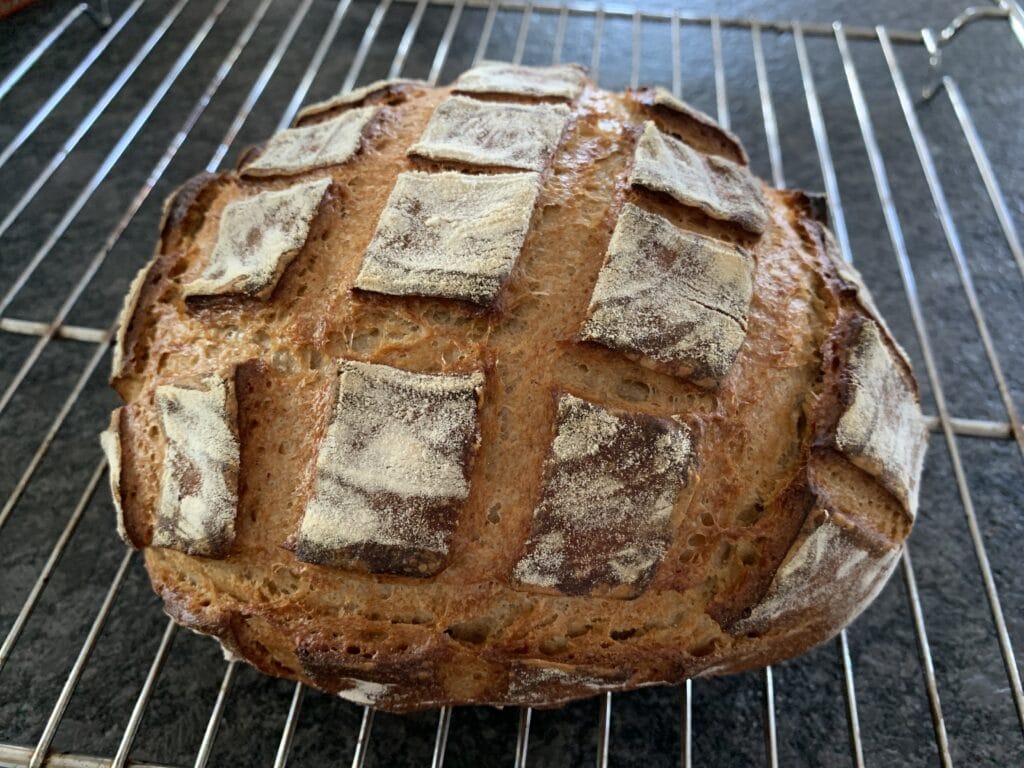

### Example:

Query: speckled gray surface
xmin=0 ymin=1 xmax=1022 ymax=766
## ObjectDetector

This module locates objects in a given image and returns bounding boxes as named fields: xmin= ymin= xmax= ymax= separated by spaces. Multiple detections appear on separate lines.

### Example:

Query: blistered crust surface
xmin=296 ymin=360 xmax=483 ymax=577
xmin=153 ymin=374 xmax=239 ymax=557
xmin=408 ymin=95 xmax=571 ymax=171
xmin=184 ymin=178 xmax=329 ymax=299
xmin=579 ymin=203 xmax=754 ymax=384
xmin=354 ymin=170 xmax=541 ymax=306
xmin=241 ymin=106 xmax=380 ymax=177
xmin=630 ymin=121 xmax=768 ymax=234
xmin=513 ymin=394 xmax=694 ymax=597
xmin=833 ymin=319 xmax=928 ymax=513
xmin=454 ymin=61 xmax=588 ymax=100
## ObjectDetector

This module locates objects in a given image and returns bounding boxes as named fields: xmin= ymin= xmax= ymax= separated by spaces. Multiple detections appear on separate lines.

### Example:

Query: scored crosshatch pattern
xmin=0 ymin=1 xmax=1022 ymax=766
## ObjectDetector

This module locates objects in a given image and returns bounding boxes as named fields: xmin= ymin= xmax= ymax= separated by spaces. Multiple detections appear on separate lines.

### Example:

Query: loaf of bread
xmin=103 ymin=63 xmax=928 ymax=712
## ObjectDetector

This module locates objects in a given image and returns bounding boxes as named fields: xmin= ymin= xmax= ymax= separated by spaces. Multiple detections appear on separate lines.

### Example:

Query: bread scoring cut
xmin=152 ymin=373 xmax=239 ymax=557
xmin=295 ymin=360 xmax=484 ymax=577
xmin=513 ymin=393 xmax=695 ymax=598
xmin=354 ymin=170 xmax=541 ymax=306
xmin=454 ymin=61 xmax=588 ymax=100
xmin=241 ymin=105 xmax=380 ymax=177
xmin=630 ymin=86 xmax=748 ymax=164
xmin=408 ymin=95 xmax=571 ymax=171
xmin=579 ymin=203 xmax=754 ymax=385
xmin=831 ymin=319 xmax=928 ymax=513
xmin=183 ymin=177 xmax=329 ymax=299
xmin=630 ymin=121 xmax=768 ymax=234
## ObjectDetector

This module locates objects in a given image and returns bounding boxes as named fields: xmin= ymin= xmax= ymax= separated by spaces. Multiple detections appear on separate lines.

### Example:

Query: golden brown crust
xmin=110 ymin=68 xmax=926 ymax=712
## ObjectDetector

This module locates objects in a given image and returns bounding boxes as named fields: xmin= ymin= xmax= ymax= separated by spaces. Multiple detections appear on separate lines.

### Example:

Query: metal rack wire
xmin=0 ymin=0 xmax=1022 ymax=765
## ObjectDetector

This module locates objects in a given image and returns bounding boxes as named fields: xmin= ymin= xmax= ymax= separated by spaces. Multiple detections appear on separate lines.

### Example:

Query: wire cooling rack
xmin=0 ymin=1 xmax=1022 ymax=765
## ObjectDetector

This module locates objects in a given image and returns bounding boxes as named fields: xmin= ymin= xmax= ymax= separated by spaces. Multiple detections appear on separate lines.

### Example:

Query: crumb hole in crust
xmin=737 ymin=540 xmax=758 ymax=566
xmin=446 ymin=618 xmax=492 ymax=644
xmin=616 ymin=378 xmax=651 ymax=402
xmin=486 ymin=502 xmax=502 ymax=524
xmin=540 ymin=636 xmax=567 ymax=655
xmin=715 ymin=541 xmax=734 ymax=566
xmin=737 ymin=502 xmax=765 ymax=526
xmin=566 ymin=621 xmax=590 ymax=638
xmin=691 ymin=639 xmax=717 ymax=657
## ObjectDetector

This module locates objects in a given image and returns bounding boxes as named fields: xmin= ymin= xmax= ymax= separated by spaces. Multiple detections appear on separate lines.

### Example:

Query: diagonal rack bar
xmin=0 ymin=2 xmax=89 ymax=103
xmin=0 ymin=2 xmax=1022 ymax=767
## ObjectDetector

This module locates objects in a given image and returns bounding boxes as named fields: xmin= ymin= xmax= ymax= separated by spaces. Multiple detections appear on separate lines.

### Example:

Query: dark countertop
xmin=1 ymin=1 xmax=1022 ymax=766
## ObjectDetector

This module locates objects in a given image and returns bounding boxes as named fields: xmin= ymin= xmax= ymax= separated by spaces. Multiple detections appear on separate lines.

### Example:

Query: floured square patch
xmin=512 ymin=393 xmax=694 ymax=597
xmin=297 ymin=78 xmax=425 ymax=121
xmin=579 ymin=203 xmax=754 ymax=385
xmin=355 ymin=170 xmax=540 ymax=306
xmin=630 ymin=121 xmax=768 ymax=234
xmin=241 ymin=106 xmax=380 ymax=177
xmin=831 ymin=319 xmax=927 ymax=513
xmin=408 ymin=95 xmax=570 ymax=171
xmin=454 ymin=61 xmax=587 ymax=100
xmin=631 ymin=86 xmax=748 ymax=164
xmin=154 ymin=373 xmax=240 ymax=558
xmin=296 ymin=360 xmax=484 ymax=577
xmin=184 ymin=177 xmax=330 ymax=299
xmin=100 ymin=408 xmax=132 ymax=547
xmin=508 ymin=661 xmax=630 ymax=706
xmin=732 ymin=509 xmax=901 ymax=634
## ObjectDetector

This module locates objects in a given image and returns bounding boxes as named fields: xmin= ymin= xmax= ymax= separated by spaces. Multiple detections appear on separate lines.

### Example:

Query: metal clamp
xmin=921 ymin=5 xmax=1010 ymax=98
xmin=84 ymin=0 xmax=111 ymax=27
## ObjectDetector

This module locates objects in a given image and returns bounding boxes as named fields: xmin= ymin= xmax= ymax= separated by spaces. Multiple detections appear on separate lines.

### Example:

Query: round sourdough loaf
xmin=103 ymin=63 xmax=929 ymax=712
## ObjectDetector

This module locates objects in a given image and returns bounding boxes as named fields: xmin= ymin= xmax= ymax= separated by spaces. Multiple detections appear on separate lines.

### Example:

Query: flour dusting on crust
xmin=630 ymin=121 xmax=768 ymax=234
xmin=508 ymin=660 xmax=630 ymax=705
xmin=454 ymin=61 xmax=587 ymax=100
xmin=154 ymin=373 xmax=239 ymax=557
xmin=355 ymin=170 xmax=540 ymax=306
xmin=100 ymin=408 xmax=131 ymax=546
xmin=111 ymin=260 xmax=150 ymax=377
xmin=336 ymin=678 xmax=394 ymax=705
xmin=513 ymin=394 xmax=694 ymax=597
xmin=296 ymin=360 xmax=484 ymax=576
xmin=833 ymin=319 xmax=928 ymax=514
xmin=733 ymin=510 xmax=901 ymax=633
xmin=408 ymin=95 xmax=570 ymax=171
xmin=184 ymin=178 xmax=329 ymax=299
xmin=579 ymin=203 xmax=754 ymax=385
xmin=241 ymin=106 xmax=380 ymax=177
xmin=632 ymin=86 xmax=748 ymax=163
xmin=297 ymin=79 xmax=426 ymax=121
